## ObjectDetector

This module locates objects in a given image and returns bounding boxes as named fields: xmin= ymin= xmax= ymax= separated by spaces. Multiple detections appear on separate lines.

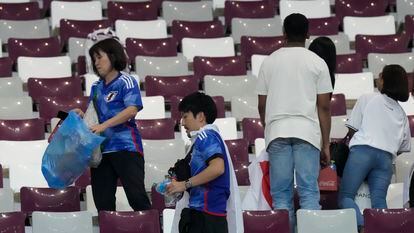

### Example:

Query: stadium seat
xmin=0 ymin=2 xmax=41 ymax=20
xmin=32 ymin=211 xmax=93 ymax=233
xmin=162 ymin=1 xmax=213 ymax=26
xmin=254 ymin=138 xmax=265 ymax=157
xmin=240 ymin=36 xmax=285 ymax=63
xmin=38 ymin=96 xmax=88 ymax=123
xmin=163 ymin=209 xmax=175 ymax=233
xmin=107 ymin=1 xmax=157 ymax=23
xmin=0 ymin=19 xmax=50 ymax=43
xmin=59 ymin=19 xmax=111 ymax=46
xmin=151 ymin=185 xmax=166 ymax=214
xmin=396 ymin=0 xmax=414 ymax=23
xmin=330 ymin=94 xmax=347 ymax=116
xmin=145 ymin=75 xmax=198 ymax=101
xmin=333 ymin=72 xmax=374 ymax=100
xmin=343 ymin=15 xmax=396 ymax=42
xmin=242 ymin=118 xmax=264 ymax=146
xmin=335 ymin=0 xmax=387 ymax=22
xmin=0 ymin=119 xmax=45 ymax=141
xmin=135 ymin=55 xmax=189 ymax=80
xmin=243 ymin=210 xmax=290 ymax=233
xmin=336 ymin=53 xmax=363 ymax=73
xmin=0 ymin=57 xmax=12 ymax=77
xmin=171 ymin=20 xmax=225 ymax=44
xmin=115 ymin=19 xmax=168 ymax=43
xmin=224 ymin=0 xmax=275 ymax=27
xmin=230 ymin=95 xmax=260 ymax=120
xmin=9 ymin=164 xmax=48 ymax=192
xmin=126 ymin=38 xmax=178 ymax=60
xmin=364 ymin=208 xmax=414 ymax=233
xmin=307 ymin=33 xmax=351 ymax=55
xmin=0 ymin=188 xmax=14 ymax=212
xmin=0 ymin=96 xmax=33 ymax=120
xmin=17 ymin=56 xmax=72 ymax=83
xmin=231 ymin=17 xmax=283 ymax=44
xmin=234 ymin=161 xmax=250 ymax=186
xmin=136 ymin=118 xmax=176 ymax=140
xmin=182 ymin=37 xmax=235 ymax=62
xmin=225 ymin=138 xmax=249 ymax=164
xmin=51 ymin=1 xmax=103 ymax=30
xmin=135 ymin=96 xmax=165 ymax=120
xmin=143 ymin=139 xmax=185 ymax=191
xmin=28 ymin=77 xmax=83 ymax=103
xmin=355 ymin=33 xmax=410 ymax=60
xmin=368 ymin=52 xmax=414 ymax=79
xmin=194 ymin=56 xmax=246 ymax=82
xmin=297 ymin=209 xmax=358 ymax=233
xmin=85 ymin=185 xmax=133 ymax=216
xmin=0 ymin=212 xmax=25 ymax=233
xmin=20 ymin=186 xmax=80 ymax=213
xmin=99 ymin=210 xmax=160 ymax=233
xmin=251 ymin=54 xmax=267 ymax=77
xmin=68 ymin=37 xmax=86 ymax=63
xmin=7 ymin=37 xmax=61 ymax=64
xmin=214 ymin=117 xmax=238 ymax=140
xmin=0 ymin=77 xmax=24 ymax=97
xmin=308 ymin=17 xmax=340 ymax=36
xmin=279 ymin=0 xmax=331 ymax=21
xmin=331 ymin=115 xmax=348 ymax=139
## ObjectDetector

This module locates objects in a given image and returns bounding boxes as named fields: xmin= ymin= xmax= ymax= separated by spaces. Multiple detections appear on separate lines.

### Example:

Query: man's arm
xmin=317 ymin=93 xmax=331 ymax=166
xmin=258 ymin=95 xmax=267 ymax=129
xmin=166 ymin=157 xmax=225 ymax=194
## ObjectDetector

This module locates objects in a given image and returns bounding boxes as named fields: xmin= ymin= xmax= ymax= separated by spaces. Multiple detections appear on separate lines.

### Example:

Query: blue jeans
xmin=267 ymin=138 xmax=321 ymax=228
xmin=338 ymin=145 xmax=393 ymax=227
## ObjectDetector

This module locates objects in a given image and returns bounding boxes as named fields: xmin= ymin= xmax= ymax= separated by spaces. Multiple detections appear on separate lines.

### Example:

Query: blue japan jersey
xmin=189 ymin=128 xmax=230 ymax=216
xmin=89 ymin=72 xmax=144 ymax=154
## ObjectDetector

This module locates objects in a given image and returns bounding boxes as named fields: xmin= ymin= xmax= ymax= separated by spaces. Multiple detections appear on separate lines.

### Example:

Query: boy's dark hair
xmin=178 ymin=92 xmax=217 ymax=124
xmin=381 ymin=64 xmax=409 ymax=102
xmin=309 ymin=36 xmax=337 ymax=88
xmin=283 ymin=13 xmax=309 ymax=42
xmin=89 ymin=38 xmax=127 ymax=74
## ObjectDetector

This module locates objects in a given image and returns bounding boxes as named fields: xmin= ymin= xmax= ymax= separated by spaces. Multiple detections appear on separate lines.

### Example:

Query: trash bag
xmin=42 ymin=111 xmax=105 ymax=189
xmin=83 ymin=101 xmax=102 ymax=168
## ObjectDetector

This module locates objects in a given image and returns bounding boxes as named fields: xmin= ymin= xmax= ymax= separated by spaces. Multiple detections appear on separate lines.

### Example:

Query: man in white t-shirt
xmin=256 ymin=13 xmax=333 ymax=228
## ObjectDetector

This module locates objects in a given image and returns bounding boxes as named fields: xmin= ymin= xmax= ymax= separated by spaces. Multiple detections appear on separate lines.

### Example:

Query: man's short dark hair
xmin=283 ymin=13 xmax=309 ymax=42
xmin=381 ymin=64 xmax=409 ymax=102
xmin=178 ymin=92 xmax=217 ymax=124
xmin=89 ymin=38 xmax=127 ymax=74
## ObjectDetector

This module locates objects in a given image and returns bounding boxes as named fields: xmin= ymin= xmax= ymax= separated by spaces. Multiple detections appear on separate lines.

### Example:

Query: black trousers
xmin=179 ymin=208 xmax=228 ymax=233
xmin=90 ymin=151 xmax=151 ymax=211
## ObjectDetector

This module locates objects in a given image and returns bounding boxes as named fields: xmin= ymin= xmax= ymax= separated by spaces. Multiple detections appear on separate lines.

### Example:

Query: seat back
xmin=171 ymin=20 xmax=225 ymax=43
xmin=364 ymin=208 xmax=414 ymax=233
xmin=145 ymin=75 xmax=198 ymax=101
xmin=0 ymin=19 xmax=50 ymax=43
xmin=0 ymin=2 xmax=40 ymax=20
xmin=0 ymin=57 xmax=12 ymax=77
xmin=59 ymin=19 xmax=111 ymax=46
xmin=0 ymin=211 xmax=25 ymax=233
xmin=355 ymin=33 xmax=410 ymax=60
xmin=135 ymin=55 xmax=189 ymax=79
xmin=0 ymin=96 xmax=33 ymax=120
xmin=333 ymin=72 xmax=374 ymax=100
xmin=279 ymin=0 xmax=331 ymax=21
xmin=108 ymin=1 xmax=157 ymax=23
xmin=307 ymin=33 xmax=351 ymax=55
xmin=0 ymin=119 xmax=45 ymax=141
xmin=297 ymin=209 xmax=358 ymax=233
xmin=224 ymin=0 xmax=275 ymax=26
xmin=9 ymin=164 xmax=49 ymax=192
xmin=231 ymin=17 xmax=283 ymax=44
xmin=115 ymin=19 xmax=168 ymax=43
xmin=28 ymin=77 xmax=83 ymax=103
xmin=0 ymin=188 xmax=14 ymax=212
xmin=32 ymin=211 xmax=93 ymax=233
xmin=241 ymin=36 xmax=285 ymax=62
xmin=8 ymin=37 xmax=61 ymax=64
xmin=99 ymin=210 xmax=160 ymax=233
xmin=230 ymin=95 xmax=259 ymax=120
xmin=308 ymin=17 xmax=340 ymax=36
xmin=243 ymin=210 xmax=290 ymax=233
xmin=126 ymin=38 xmax=178 ymax=60
xmin=336 ymin=53 xmax=363 ymax=73
xmin=242 ymin=118 xmax=264 ymax=146
xmin=0 ymin=77 xmax=24 ymax=97
xmin=368 ymin=52 xmax=414 ymax=78
xmin=162 ymin=1 xmax=213 ymax=26
xmin=194 ymin=56 xmax=246 ymax=82
xmin=343 ymin=15 xmax=395 ymax=42
xmin=136 ymin=96 xmax=165 ymax=120
xmin=17 ymin=56 xmax=72 ymax=82
xmin=51 ymin=1 xmax=103 ymax=30
xmin=136 ymin=118 xmax=176 ymax=140
xmin=182 ymin=37 xmax=235 ymax=62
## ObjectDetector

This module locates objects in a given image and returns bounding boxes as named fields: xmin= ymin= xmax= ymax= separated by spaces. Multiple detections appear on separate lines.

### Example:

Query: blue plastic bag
xmin=42 ymin=111 xmax=105 ymax=189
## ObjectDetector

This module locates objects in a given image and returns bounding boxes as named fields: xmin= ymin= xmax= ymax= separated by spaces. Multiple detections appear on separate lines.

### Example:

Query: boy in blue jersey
xmin=167 ymin=92 xmax=230 ymax=233
xmin=74 ymin=38 xmax=150 ymax=211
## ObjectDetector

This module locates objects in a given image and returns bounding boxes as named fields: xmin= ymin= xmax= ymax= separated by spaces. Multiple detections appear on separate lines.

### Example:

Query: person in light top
xmin=339 ymin=64 xmax=411 ymax=232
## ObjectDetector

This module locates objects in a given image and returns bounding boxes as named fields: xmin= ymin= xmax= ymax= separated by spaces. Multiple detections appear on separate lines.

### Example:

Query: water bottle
xmin=329 ymin=160 xmax=336 ymax=171
xmin=155 ymin=176 xmax=171 ymax=195
xmin=155 ymin=175 xmax=182 ymax=207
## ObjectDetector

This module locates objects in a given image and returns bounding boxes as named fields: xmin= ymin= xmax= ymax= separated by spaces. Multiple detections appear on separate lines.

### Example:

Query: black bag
xmin=330 ymin=138 xmax=350 ymax=178
xmin=168 ymin=146 xmax=193 ymax=181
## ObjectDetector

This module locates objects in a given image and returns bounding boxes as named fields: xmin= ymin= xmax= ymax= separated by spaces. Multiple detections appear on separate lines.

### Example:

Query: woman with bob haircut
xmin=339 ymin=64 xmax=411 ymax=232
xmin=74 ymin=38 xmax=151 ymax=211
xmin=308 ymin=36 xmax=336 ymax=88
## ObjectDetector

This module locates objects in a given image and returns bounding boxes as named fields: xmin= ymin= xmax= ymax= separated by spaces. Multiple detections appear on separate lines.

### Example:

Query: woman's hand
xmin=90 ymin=123 xmax=108 ymax=134
xmin=72 ymin=108 xmax=85 ymax=118
xmin=166 ymin=180 xmax=186 ymax=195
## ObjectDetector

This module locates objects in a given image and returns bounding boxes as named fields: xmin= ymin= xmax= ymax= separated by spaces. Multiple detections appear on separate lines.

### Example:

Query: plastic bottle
xmin=155 ymin=175 xmax=182 ymax=207
xmin=329 ymin=160 xmax=336 ymax=171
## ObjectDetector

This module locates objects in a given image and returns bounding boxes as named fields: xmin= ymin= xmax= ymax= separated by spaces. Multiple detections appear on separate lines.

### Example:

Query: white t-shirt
xmin=256 ymin=47 xmax=333 ymax=150
xmin=346 ymin=93 xmax=411 ymax=156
